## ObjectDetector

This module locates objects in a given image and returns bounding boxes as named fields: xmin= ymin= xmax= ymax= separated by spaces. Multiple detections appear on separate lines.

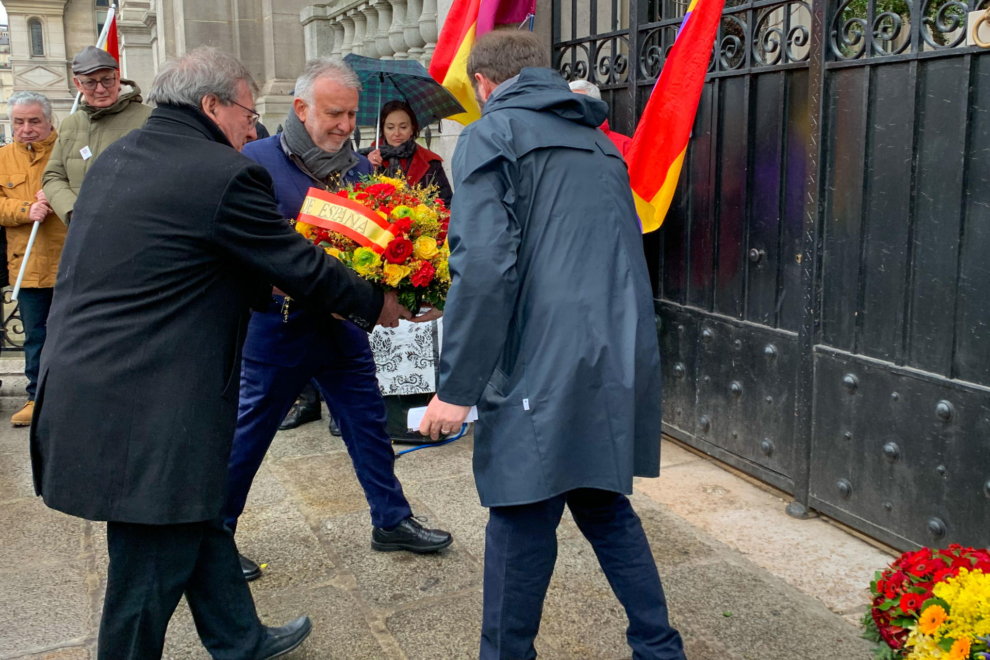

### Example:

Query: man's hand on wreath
xmin=410 ymin=305 xmax=443 ymax=323
xmin=377 ymin=290 xmax=412 ymax=328
xmin=419 ymin=395 xmax=470 ymax=440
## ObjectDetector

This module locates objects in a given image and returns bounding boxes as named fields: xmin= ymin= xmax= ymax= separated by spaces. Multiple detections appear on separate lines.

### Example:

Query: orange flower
xmin=948 ymin=637 xmax=971 ymax=660
xmin=918 ymin=605 xmax=948 ymax=635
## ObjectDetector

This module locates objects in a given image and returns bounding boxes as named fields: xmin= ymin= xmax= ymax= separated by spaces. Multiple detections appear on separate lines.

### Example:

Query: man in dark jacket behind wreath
xmin=31 ymin=47 xmax=409 ymax=660
xmin=419 ymin=32 xmax=686 ymax=659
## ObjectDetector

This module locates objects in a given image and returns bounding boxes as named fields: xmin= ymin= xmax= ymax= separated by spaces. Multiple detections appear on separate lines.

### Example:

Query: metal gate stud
xmin=837 ymin=479 xmax=853 ymax=498
xmin=673 ymin=363 xmax=686 ymax=378
xmin=936 ymin=400 xmax=954 ymax=423
xmin=843 ymin=431 xmax=853 ymax=441
xmin=882 ymin=442 xmax=901 ymax=462
xmin=842 ymin=374 xmax=859 ymax=393
xmin=701 ymin=328 xmax=714 ymax=343
xmin=891 ymin=392 xmax=899 ymax=401
xmin=927 ymin=518 xmax=947 ymax=539
xmin=936 ymin=465 xmax=947 ymax=477
xmin=730 ymin=381 xmax=742 ymax=397
xmin=764 ymin=344 xmax=777 ymax=361
xmin=760 ymin=439 xmax=774 ymax=456
xmin=883 ymin=502 xmax=893 ymax=512
xmin=699 ymin=415 xmax=711 ymax=432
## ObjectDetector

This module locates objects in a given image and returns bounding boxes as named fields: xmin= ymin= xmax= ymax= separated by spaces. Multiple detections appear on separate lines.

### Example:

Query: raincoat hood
xmin=481 ymin=67 xmax=608 ymax=129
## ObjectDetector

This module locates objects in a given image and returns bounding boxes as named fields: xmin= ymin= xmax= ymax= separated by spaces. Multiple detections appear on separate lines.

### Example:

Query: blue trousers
xmin=482 ymin=489 xmax=686 ymax=660
xmin=17 ymin=287 xmax=54 ymax=400
xmin=222 ymin=319 xmax=412 ymax=532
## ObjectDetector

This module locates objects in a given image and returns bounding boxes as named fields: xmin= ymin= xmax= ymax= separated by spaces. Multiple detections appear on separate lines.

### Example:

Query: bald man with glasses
xmin=42 ymin=46 xmax=152 ymax=226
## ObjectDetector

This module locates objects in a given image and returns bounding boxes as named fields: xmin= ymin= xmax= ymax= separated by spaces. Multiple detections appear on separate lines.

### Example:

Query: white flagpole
xmin=13 ymin=5 xmax=116 ymax=301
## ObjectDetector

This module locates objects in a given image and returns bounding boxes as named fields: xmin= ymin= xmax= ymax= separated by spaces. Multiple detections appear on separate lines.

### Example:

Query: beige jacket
xmin=42 ymin=81 xmax=152 ymax=223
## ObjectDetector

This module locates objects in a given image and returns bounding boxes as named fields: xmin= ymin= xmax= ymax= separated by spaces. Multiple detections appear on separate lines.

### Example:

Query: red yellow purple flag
xmin=103 ymin=9 xmax=120 ymax=62
xmin=627 ymin=0 xmax=724 ymax=233
xmin=429 ymin=0 xmax=536 ymax=125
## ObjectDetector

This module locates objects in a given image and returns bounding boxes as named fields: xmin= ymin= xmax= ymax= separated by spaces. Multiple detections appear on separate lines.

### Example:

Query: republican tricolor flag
xmin=102 ymin=9 xmax=120 ymax=63
xmin=627 ymin=0 xmax=724 ymax=233
xmin=429 ymin=0 xmax=536 ymax=125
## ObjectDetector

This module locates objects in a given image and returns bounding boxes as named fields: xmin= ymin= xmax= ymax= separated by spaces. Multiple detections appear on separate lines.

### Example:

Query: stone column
xmin=330 ymin=19 xmax=346 ymax=56
xmin=348 ymin=8 xmax=367 ymax=55
xmin=360 ymin=4 xmax=381 ymax=59
xmin=339 ymin=13 xmax=355 ymax=55
xmin=373 ymin=0 xmax=394 ymax=60
xmin=301 ymin=5 xmax=335 ymax=60
xmin=388 ymin=0 xmax=409 ymax=59
xmin=117 ymin=0 xmax=157 ymax=93
xmin=419 ymin=0 xmax=438 ymax=67
xmin=403 ymin=0 xmax=426 ymax=63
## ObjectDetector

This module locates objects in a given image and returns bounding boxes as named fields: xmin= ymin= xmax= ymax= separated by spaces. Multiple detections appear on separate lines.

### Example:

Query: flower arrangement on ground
xmin=862 ymin=544 xmax=990 ymax=660
xmin=294 ymin=173 xmax=451 ymax=314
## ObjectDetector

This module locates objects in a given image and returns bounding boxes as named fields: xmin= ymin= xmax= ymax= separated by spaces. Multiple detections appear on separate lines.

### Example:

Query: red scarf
xmin=382 ymin=145 xmax=443 ymax=186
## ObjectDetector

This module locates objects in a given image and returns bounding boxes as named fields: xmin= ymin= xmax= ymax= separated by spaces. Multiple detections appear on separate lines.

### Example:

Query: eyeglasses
xmin=230 ymin=100 xmax=260 ymax=126
xmin=77 ymin=74 xmax=118 ymax=91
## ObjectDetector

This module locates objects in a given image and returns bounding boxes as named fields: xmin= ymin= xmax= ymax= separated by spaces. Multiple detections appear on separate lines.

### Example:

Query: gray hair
xmin=568 ymin=80 xmax=602 ymax=100
xmin=148 ymin=47 xmax=257 ymax=108
xmin=294 ymin=57 xmax=361 ymax=105
xmin=9 ymin=91 xmax=53 ymax=121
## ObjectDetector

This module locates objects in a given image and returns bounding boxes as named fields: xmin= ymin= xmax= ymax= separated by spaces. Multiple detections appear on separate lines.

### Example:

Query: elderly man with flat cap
xmin=43 ymin=46 xmax=151 ymax=226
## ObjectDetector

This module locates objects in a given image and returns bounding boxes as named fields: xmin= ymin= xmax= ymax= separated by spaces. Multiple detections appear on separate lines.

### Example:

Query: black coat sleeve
xmin=211 ymin=162 xmax=384 ymax=331
xmin=426 ymin=160 xmax=454 ymax=207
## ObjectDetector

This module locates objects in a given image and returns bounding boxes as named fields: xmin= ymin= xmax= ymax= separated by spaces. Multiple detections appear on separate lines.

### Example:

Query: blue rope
xmin=395 ymin=424 xmax=468 ymax=458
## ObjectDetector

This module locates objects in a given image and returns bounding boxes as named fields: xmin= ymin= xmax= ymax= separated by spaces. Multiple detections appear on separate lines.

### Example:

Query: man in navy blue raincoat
xmin=420 ymin=30 xmax=686 ymax=660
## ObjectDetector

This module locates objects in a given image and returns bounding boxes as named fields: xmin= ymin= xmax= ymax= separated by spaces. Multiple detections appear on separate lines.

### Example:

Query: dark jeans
xmin=298 ymin=380 xmax=320 ymax=407
xmin=482 ymin=489 xmax=686 ymax=660
xmin=99 ymin=517 xmax=264 ymax=660
xmin=17 ymin=287 xmax=53 ymax=400
xmin=223 ymin=319 xmax=412 ymax=532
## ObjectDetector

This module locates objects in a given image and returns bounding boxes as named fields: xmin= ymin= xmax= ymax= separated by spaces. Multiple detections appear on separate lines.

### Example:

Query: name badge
xmin=80 ymin=146 xmax=93 ymax=160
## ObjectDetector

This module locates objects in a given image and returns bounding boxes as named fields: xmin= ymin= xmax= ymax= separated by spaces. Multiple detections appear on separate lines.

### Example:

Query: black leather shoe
xmin=278 ymin=399 xmax=321 ymax=431
xmin=328 ymin=416 xmax=342 ymax=437
xmin=372 ymin=516 xmax=453 ymax=554
xmin=255 ymin=616 xmax=312 ymax=659
xmin=240 ymin=553 xmax=262 ymax=582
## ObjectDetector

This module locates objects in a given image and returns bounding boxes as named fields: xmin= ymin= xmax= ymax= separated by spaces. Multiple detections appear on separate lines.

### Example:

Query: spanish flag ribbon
xmin=103 ymin=9 xmax=120 ymax=62
xmin=429 ymin=0 xmax=536 ymax=125
xmin=297 ymin=188 xmax=395 ymax=254
xmin=627 ymin=0 xmax=724 ymax=233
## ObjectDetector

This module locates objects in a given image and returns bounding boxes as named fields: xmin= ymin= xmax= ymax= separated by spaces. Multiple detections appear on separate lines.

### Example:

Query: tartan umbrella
xmin=342 ymin=54 xmax=466 ymax=146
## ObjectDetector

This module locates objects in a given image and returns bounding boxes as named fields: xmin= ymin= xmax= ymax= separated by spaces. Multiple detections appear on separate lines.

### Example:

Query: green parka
xmin=42 ymin=81 xmax=152 ymax=223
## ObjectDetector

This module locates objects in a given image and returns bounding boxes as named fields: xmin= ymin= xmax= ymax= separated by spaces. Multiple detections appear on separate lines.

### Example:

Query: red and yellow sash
xmin=297 ymin=187 xmax=395 ymax=254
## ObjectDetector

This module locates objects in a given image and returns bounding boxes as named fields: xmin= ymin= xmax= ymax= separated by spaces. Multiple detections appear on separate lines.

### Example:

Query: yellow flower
xmin=948 ymin=637 xmax=971 ymax=660
xmin=295 ymin=221 xmax=315 ymax=239
xmin=352 ymin=247 xmax=381 ymax=277
xmin=435 ymin=259 xmax=450 ymax=283
xmin=413 ymin=236 xmax=439 ymax=260
xmin=324 ymin=246 xmax=341 ymax=259
xmin=934 ymin=569 xmax=990 ymax=643
xmin=377 ymin=175 xmax=406 ymax=190
xmin=905 ymin=627 xmax=948 ymax=659
xmin=919 ymin=605 xmax=949 ymax=636
xmin=382 ymin=263 xmax=411 ymax=287
xmin=414 ymin=204 xmax=437 ymax=223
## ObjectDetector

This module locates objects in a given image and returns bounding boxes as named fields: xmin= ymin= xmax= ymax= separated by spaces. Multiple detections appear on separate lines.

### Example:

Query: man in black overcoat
xmin=30 ymin=47 xmax=410 ymax=660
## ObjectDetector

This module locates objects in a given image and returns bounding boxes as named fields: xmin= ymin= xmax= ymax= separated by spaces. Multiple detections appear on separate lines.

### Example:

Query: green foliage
xmin=861 ymin=611 xmax=905 ymax=660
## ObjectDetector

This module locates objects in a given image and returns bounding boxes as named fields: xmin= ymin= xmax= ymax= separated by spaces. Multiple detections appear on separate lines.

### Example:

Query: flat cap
xmin=72 ymin=46 xmax=119 ymax=75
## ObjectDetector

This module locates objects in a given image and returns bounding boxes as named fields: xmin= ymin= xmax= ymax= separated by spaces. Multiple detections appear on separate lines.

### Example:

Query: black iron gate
xmin=554 ymin=0 xmax=990 ymax=550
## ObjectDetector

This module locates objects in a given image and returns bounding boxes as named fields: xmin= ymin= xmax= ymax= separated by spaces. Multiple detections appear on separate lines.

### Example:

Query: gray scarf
xmin=281 ymin=110 xmax=359 ymax=183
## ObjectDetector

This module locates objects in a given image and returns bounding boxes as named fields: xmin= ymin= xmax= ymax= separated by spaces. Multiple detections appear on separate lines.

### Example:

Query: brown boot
xmin=11 ymin=400 xmax=34 ymax=427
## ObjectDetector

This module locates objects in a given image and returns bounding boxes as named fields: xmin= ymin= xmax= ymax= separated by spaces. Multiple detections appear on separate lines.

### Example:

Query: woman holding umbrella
xmin=365 ymin=100 xmax=453 ymax=206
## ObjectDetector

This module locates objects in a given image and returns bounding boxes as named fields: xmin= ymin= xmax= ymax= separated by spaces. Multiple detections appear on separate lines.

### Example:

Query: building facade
xmin=4 ymin=0 xmax=549 ymax=158
xmin=0 ymin=24 xmax=13 ymax=141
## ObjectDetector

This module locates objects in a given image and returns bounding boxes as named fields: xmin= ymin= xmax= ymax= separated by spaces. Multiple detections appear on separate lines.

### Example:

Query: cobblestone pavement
xmin=0 ymin=397 xmax=886 ymax=660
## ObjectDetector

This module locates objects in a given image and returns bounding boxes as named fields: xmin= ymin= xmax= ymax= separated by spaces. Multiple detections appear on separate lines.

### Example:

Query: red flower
xmin=899 ymin=593 xmax=924 ymax=614
xmin=336 ymin=190 xmax=350 ymax=198
xmin=933 ymin=568 xmax=956 ymax=584
xmin=384 ymin=238 xmax=414 ymax=264
xmin=411 ymin=262 xmax=435 ymax=288
xmin=389 ymin=217 xmax=413 ymax=236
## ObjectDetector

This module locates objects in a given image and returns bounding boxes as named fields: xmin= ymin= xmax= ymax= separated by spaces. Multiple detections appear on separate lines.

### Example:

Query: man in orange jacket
xmin=569 ymin=80 xmax=633 ymax=158
xmin=0 ymin=91 xmax=63 ymax=426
